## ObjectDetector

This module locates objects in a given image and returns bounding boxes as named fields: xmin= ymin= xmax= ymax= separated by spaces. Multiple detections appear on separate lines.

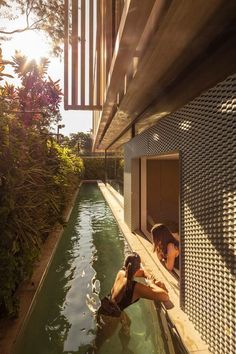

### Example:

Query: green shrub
xmin=0 ymin=54 xmax=85 ymax=317
xmin=81 ymin=157 xmax=124 ymax=181
xmin=82 ymin=158 xmax=105 ymax=180
xmin=0 ymin=116 xmax=84 ymax=317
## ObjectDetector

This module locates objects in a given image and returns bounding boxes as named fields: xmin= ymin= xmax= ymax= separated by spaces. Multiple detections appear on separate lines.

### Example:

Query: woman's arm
xmin=156 ymin=250 xmax=165 ymax=262
xmin=165 ymin=243 xmax=179 ymax=271
xmin=134 ymin=266 xmax=168 ymax=293
xmin=133 ymin=268 xmax=146 ymax=278
xmin=111 ymin=270 xmax=126 ymax=299
xmin=134 ymin=265 xmax=153 ymax=280
xmin=134 ymin=282 xmax=169 ymax=302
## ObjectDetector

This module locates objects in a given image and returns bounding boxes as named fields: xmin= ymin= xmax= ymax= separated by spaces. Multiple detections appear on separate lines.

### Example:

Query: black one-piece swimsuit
xmin=116 ymin=280 xmax=139 ymax=311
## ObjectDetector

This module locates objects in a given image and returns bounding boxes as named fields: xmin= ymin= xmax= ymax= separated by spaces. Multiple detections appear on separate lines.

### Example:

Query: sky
xmin=0 ymin=7 xmax=92 ymax=137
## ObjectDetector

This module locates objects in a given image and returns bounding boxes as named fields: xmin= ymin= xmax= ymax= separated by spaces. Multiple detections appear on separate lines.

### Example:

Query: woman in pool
xmin=95 ymin=252 xmax=169 ymax=351
xmin=151 ymin=223 xmax=179 ymax=271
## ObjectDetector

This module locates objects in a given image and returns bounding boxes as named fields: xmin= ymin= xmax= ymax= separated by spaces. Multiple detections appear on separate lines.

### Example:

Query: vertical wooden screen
xmin=64 ymin=0 xmax=102 ymax=110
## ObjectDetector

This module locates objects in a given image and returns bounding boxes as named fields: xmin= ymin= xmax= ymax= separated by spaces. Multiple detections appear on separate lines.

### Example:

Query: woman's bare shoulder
xmin=115 ymin=269 xmax=125 ymax=280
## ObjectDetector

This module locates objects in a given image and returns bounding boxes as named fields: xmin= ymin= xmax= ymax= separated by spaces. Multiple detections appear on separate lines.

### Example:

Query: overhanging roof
xmin=94 ymin=0 xmax=236 ymax=151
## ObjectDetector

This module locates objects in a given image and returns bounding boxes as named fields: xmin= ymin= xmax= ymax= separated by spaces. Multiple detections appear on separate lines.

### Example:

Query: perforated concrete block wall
xmin=124 ymin=74 xmax=236 ymax=354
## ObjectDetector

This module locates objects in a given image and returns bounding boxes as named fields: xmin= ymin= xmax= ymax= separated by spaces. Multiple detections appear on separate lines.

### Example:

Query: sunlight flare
xmin=12 ymin=30 xmax=50 ymax=62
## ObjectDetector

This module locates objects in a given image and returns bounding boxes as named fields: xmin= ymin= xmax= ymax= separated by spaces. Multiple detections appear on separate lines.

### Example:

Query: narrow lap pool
xmin=13 ymin=183 xmax=167 ymax=354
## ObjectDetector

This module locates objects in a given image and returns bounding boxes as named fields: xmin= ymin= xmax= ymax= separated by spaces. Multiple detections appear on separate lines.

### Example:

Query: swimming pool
xmin=13 ymin=183 xmax=167 ymax=354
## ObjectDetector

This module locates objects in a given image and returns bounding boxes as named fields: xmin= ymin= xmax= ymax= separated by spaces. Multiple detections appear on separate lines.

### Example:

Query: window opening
xmin=141 ymin=153 xmax=180 ymax=276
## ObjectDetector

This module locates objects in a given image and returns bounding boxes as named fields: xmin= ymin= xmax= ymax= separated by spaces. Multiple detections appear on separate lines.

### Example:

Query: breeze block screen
xmin=124 ymin=74 xmax=236 ymax=354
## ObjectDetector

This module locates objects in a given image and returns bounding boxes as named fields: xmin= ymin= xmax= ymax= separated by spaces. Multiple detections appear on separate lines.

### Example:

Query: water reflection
xmin=14 ymin=183 xmax=166 ymax=354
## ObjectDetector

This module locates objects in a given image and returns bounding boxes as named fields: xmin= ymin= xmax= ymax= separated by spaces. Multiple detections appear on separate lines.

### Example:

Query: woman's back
xmin=111 ymin=270 xmax=127 ymax=303
xmin=111 ymin=270 xmax=139 ymax=310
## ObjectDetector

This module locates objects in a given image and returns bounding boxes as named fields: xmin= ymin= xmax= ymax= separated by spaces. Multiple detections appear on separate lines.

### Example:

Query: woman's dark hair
xmin=151 ymin=223 xmax=179 ymax=256
xmin=124 ymin=252 xmax=141 ymax=290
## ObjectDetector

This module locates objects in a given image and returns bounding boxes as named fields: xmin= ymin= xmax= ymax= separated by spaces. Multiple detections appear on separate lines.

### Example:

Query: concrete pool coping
xmin=99 ymin=181 xmax=211 ymax=354
xmin=0 ymin=187 xmax=80 ymax=354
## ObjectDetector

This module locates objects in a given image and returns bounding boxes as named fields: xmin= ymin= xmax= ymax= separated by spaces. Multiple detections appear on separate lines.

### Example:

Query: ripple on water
xmin=13 ymin=183 xmax=166 ymax=354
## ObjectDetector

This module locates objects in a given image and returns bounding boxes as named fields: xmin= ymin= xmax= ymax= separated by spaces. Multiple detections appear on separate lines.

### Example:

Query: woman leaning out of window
xmin=151 ymin=223 xmax=179 ymax=271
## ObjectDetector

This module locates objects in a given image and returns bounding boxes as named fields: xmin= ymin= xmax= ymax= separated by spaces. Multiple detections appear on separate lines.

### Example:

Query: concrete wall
xmin=147 ymin=159 xmax=179 ymax=231
xmin=124 ymin=74 xmax=236 ymax=354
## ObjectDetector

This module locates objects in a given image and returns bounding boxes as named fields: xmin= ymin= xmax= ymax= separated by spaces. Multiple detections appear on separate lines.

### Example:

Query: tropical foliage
xmin=0 ymin=52 xmax=83 ymax=317
xmin=82 ymin=158 xmax=105 ymax=180
xmin=12 ymin=52 xmax=62 ymax=127
xmin=63 ymin=132 xmax=93 ymax=155
xmin=82 ymin=157 xmax=124 ymax=182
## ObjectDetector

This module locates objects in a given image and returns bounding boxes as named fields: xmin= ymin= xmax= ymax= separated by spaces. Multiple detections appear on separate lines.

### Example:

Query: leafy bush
xmin=82 ymin=158 xmax=105 ymax=180
xmin=0 ymin=115 xmax=84 ymax=317
xmin=81 ymin=157 xmax=124 ymax=182
xmin=0 ymin=53 xmax=84 ymax=317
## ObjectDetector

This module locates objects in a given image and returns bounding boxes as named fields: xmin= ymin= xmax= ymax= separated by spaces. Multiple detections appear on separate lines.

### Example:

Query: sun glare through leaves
xmin=12 ymin=30 xmax=51 ymax=63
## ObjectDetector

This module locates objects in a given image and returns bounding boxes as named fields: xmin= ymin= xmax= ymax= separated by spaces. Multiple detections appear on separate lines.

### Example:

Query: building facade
xmin=124 ymin=74 xmax=235 ymax=353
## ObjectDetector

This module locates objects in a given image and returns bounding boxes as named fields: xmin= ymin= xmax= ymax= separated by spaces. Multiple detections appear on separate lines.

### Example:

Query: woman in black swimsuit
xmin=95 ymin=252 xmax=169 ymax=351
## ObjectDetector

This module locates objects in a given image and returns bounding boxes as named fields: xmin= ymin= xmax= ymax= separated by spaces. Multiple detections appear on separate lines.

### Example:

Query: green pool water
xmin=13 ymin=183 xmax=167 ymax=354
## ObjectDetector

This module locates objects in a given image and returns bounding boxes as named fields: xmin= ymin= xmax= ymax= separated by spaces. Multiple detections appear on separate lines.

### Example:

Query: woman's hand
xmin=153 ymin=281 xmax=168 ymax=293
xmin=146 ymin=277 xmax=168 ymax=293
xmin=155 ymin=251 xmax=163 ymax=261
xmin=148 ymin=277 xmax=168 ymax=291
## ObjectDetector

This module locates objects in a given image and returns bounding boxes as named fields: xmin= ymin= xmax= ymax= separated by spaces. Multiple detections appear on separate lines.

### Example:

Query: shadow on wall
xmin=144 ymin=77 xmax=236 ymax=279
xmin=184 ymin=183 xmax=235 ymax=277
xmin=125 ymin=74 xmax=236 ymax=353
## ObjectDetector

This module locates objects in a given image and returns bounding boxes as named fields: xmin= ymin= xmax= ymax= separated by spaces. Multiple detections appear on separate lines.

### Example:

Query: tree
xmin=67 ymin=132 xmax=93 ymax=155
xmin=11 ymin=52 xmax=62 ymax=127
xmin=0 ymin=0 xmax=64 ymax=56
xmin=0 ymin=48 xmax=14 ymax=81
xmin=0 ymin=48 xmax=83 ymax=317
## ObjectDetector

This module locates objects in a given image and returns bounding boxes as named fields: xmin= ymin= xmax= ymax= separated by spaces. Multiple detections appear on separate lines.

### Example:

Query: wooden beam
xmin=105 ymin=0 xmax=113 ymax=83
xmin=64 ymin=104 xmax=102 ymax=110
xmin=89 ymin=0 xmax=94 ymax=106
xmin=64 ymin=0 xmax=69 ymax=108
xmin=96 ymin=0 xmax=101 ymax=106
xmin=81 ymin=0 xmax=85 ymax=106
xmin=72 ymin=0 xmax=78 ymax=105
